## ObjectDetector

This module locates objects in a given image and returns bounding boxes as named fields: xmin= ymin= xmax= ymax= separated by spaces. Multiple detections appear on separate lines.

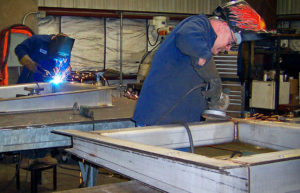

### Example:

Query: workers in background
xmin=14 ymin=33 xmax=75 ymax=168
xmin=15 ymin=33 xmax=74 ymax=83
xmin=133 ymin=0 xmax=267 ymax=126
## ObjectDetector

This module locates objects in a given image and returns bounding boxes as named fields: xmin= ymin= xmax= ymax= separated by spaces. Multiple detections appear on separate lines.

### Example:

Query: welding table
xmin=0 ymin=97 xmax=136 ymax=153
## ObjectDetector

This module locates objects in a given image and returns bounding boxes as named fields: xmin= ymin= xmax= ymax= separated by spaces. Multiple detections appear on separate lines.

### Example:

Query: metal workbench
xmin=0 ymin=97 xmax=136 ymax=152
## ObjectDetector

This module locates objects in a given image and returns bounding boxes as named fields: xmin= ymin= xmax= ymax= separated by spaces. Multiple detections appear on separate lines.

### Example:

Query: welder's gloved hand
xmin=192 ymin=57 xmax=222 ymax=104
xmin=20 ymin=54 xmax=38 ymax=72
xmin=202 ymin=77 xmax=222 ymax=104
xmin=208 ymin=92 xmax=230 ymax=111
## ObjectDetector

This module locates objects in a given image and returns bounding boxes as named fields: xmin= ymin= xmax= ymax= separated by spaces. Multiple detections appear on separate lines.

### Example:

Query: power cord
xmin=175 ymin=122 xmax=194 ymax=153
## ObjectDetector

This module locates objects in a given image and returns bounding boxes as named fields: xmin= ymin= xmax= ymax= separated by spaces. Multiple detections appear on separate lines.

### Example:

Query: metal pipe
xmin=215 ymin=61 xmax=238 ymax=63
xmin=119 ymin=11 xmax=123 ymax=86
xmin=228 ymin=94 xmax=242 ymax=97
xmin=22 ymin=11 xmax=38 ymax=25
xmin=229 ymin=103 xmax=242 ymax=106
xmin=104 ymin=18 xmax=107 ymax=70
xmin=221 ymin=83 xmax=241 ymax=86
xmin=218 ymin=72 xmax=237 ymax=75
xmin=216 ymin=68 xmax=237 ymax=71
xmin=229 ymin=91 xmax=242 ymax=94
xmin=59 ymin=16 xmax=62 ymax=33
xmin=230 ymin=99 xmax=242 ymax=102
xmin=215 ymin=64 xmax=237 ymax=66
xmin=214 ymin=55 xmax=237 ymax=57
xmin=146 ymin=19 xmax=149 ymax=52
xmin=226 ymin=110 xmax=242 ymax=113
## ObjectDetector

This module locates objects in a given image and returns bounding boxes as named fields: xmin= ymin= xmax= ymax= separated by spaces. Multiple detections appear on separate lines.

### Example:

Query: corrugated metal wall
xmin=38 ymin=0 xmax=221 ymax=14
xmin=277 ymin=0 xmax=300 ymax=15
xmin=39 ymin=0 xmax=300 ymax=15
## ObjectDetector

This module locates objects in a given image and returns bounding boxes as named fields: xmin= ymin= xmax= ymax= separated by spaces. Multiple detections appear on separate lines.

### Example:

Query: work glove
xmin=20 ymin=54 xmax=38 ymax=72
xmin=19 ymin=54 xmax=51 ymax=77
xmin=192 ymin=57 xmax=222 ymax=105
xmin=208 ymin=92 xmax=230 ymax=111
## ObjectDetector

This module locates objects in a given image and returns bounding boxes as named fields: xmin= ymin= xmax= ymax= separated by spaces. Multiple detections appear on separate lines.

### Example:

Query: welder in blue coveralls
xmin=133 ymin=0 xmax=267 ymax=126
xmin=14 ymin=33 xmax=75 ymax=168
xmin=15 ymin=33 xmax=74 ymax=83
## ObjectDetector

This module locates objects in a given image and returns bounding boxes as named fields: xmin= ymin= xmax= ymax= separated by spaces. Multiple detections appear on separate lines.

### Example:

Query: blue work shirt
xmin=15 ymin=34 xmax=56 ymax=83
xmin=133 ymin=14 xmax=217 ymax=125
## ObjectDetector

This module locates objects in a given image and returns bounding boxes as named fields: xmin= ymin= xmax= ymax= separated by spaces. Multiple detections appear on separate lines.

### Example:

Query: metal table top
xmin=0 ymin=97 xmax=136 ymax=130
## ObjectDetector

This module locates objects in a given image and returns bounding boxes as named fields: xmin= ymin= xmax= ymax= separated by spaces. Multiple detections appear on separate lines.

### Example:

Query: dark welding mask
xmin=213 ymin=0 xmax=269 ymax=44
xmin=48 ymin=34 xmax=75 ymax=58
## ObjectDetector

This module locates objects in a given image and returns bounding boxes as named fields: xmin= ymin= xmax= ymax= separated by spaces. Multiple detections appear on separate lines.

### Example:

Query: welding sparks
xmin=49 ymin=56 xmax=71 ymax=84
xmin=50 ymin=74 xmax=64 ymax=84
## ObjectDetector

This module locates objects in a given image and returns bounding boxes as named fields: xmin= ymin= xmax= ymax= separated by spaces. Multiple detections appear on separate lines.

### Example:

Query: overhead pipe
xmin=119 ymin=11 xmax=123 ymax=87
xmin=38 ymin=7 xmax=193 ymax=21
xmin=22 ymin=11 xmax=38 ymax=25
xmin=103 ymin=18 xmax=107 ymax=71
xmin=22 ymin=11 xmax=46 ymax=25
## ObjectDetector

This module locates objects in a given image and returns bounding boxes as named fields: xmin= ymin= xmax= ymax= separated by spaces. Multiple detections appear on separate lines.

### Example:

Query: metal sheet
xmin=0 ymin=82 xmax=115 ymax=113
xmin=238 ymin=120 xmax=300 ymax=150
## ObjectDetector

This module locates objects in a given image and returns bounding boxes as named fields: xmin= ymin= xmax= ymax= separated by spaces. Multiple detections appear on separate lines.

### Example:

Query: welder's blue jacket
xmin=15 ymin=34 xmax=56 ymax=83
xmin=133 ymin=14 xmax=217 ymax=125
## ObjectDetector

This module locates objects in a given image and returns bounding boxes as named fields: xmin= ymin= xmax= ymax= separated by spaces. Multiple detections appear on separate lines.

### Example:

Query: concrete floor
xmin=0 ymin=153 xmax=128 ymax=193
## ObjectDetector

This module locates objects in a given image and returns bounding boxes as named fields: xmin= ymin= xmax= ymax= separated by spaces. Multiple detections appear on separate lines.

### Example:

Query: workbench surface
xmin=0 ymin=97 xmax=136 ymax=152
xmin=0 ymin=97 xmax=136 ymax=129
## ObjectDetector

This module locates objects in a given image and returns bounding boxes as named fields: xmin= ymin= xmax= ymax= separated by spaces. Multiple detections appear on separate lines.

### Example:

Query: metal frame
xmin=54 ymin=120 xmax=300 ymax=193
xmin=0 ymin=82 xmax=115 ymax=113
xmin=0 ymin=120 xmax=135 ymax=153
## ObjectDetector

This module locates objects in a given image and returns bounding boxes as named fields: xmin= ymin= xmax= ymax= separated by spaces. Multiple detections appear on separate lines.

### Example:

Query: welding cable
xmin=148 ymin=26 xmax=161 ymax=47
xmin=208 ymin=145 xmax=243 ymax=158
xmin=155 ymin=83 xmax=206 ymax=125
xmin=138 ymin=40 xmax=162 ymax=75
xmin=176 ymin=122 xmax=194 ymax=153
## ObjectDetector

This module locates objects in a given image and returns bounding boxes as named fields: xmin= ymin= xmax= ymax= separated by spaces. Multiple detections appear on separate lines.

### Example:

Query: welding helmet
xmin=213 ymin=0 xmax=268 ymax=44
xmin=48 ymin=34 xmax=75 ymax=58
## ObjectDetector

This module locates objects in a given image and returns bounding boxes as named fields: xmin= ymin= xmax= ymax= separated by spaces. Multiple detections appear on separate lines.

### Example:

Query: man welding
xmin=15 ymin=33 xmax=75 ymax=83
xmin=14 ymin=33 xmax=74 ymax=167
xmin=133 ymin=0 xmax=267 ymax=126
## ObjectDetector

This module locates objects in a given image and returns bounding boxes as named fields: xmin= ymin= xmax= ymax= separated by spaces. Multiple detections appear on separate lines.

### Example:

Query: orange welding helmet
xmin=214 ymin=0 xmax=268 ymax=44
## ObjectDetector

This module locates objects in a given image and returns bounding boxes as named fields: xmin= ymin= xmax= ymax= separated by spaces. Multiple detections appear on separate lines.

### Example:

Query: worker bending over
xmin=133 ymin=0 xmax=267 ymax=126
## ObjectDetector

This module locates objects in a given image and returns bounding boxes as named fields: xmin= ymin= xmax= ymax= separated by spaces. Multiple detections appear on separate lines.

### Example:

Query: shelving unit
xmin=214 ymin=53 xmax=243 ymax=118
xmin=242 ymin=34 xmax=300 ymax=114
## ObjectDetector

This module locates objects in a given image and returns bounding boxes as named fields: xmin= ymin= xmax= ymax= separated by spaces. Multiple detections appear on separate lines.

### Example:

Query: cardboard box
xmin=279 ymin=82 xmax=290 ymax=105
xmin=289 ymin=79 xmax=299 ymax=105
xmin=250 ymin=80 xmax=275 ymax=109
xmin=289 ymin=79 xmax=298 ymax=94
xmin=290 ymin=94 xmax=299 ymax=106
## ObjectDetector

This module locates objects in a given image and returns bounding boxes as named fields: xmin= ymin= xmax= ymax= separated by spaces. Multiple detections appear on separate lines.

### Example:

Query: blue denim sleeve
xmin=14 ymin=36 xmax=34 ymax=60
xmin=175 ymin=17 xmax=212 ymax=62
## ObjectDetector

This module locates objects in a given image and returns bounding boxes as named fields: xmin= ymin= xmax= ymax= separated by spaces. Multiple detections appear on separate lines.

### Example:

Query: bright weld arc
xmin=50 ymin=74 xmax=64 ymax=84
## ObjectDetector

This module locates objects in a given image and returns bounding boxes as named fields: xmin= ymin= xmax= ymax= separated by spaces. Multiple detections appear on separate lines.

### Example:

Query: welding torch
xmin=36 ymin=64 xmax=53 ymax=78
